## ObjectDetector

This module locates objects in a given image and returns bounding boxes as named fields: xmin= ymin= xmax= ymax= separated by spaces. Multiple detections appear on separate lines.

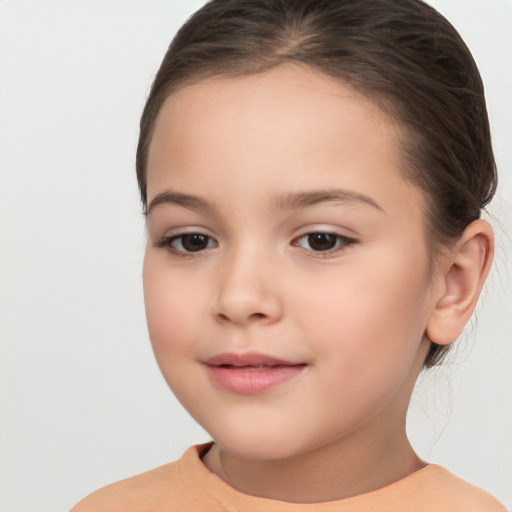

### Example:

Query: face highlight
xmin=143 ymin=65 xmax=436 ymax=461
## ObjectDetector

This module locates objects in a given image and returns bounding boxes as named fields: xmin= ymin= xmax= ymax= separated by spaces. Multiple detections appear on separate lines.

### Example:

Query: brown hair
xmin=136 ymin=0 xmax=497 ymax=368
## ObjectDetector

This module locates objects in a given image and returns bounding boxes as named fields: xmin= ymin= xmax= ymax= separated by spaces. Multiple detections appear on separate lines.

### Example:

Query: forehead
xmin=148 ymin=65 xmax=394 ymax=166
xmin=146 ymin=64 xmax=422 ymax=221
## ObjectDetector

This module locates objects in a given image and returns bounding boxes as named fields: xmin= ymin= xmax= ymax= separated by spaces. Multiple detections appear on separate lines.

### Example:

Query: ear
xmin=426 ymin=219 xmax=494 ymax=346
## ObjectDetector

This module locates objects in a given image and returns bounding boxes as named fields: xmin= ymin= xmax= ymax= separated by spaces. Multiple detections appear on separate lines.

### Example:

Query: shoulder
xmin=407 ymin=464 xmax=507 ymax=512
xmin=70 ymin=444 xmax=212 ymax=512
xmin=70 ymin=460 xmax=180 ymax=512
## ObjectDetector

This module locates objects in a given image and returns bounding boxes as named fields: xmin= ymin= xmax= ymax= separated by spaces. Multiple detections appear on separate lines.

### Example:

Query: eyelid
xmin=292 ymin=224 xmax=358 ymax=240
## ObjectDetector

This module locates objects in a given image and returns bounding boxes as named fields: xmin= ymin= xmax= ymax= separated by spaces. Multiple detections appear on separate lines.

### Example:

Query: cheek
xmin=298 ymin=247 xmax=431 ymax=382
xmin=142 ymin=252 xmax=214 ymax=410
xmin=142 ymin=252 xmax=202 ymax=360
xmin=143 ymin=251 xmax=231 ymax=426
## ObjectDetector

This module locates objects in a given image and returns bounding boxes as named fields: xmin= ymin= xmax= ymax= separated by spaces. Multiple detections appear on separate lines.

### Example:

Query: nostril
xmin=249 ymin=312 xmax=267 ymax=320
xmin=216 ymin=311 xmax=269 ymax=324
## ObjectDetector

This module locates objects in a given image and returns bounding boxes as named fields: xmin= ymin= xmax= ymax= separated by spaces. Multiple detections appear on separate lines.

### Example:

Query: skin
xmin=142 ymin=64 xmax=493 ymax=503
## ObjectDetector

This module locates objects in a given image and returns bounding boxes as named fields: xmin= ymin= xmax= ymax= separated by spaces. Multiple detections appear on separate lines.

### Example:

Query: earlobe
xmin=426 ymin=220 xmax=494 ymax=346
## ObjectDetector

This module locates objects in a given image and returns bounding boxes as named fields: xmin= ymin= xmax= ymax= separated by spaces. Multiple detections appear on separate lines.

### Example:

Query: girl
xmin=72 ymin=0 xmax=507 ymax=509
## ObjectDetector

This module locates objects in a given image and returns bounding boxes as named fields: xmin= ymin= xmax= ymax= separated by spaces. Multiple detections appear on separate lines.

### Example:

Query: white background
xmin=0 ymin=1 xmax=510 ymax=510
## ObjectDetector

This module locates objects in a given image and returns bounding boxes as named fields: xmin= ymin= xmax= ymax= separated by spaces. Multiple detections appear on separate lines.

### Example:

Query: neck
xmin=202 ymin=411 xmax=425 ymax=503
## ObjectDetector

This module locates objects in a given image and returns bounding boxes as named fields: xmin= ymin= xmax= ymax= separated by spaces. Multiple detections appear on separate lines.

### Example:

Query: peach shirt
xmin=71 ymin=443 xmax=506 ymax=512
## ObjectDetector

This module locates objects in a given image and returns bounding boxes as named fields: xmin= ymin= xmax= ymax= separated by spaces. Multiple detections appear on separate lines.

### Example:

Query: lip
xmin=205 ymin=351 xmax=299 ymax=367
xmin=204 ymin=351 xmax=306 ymax=394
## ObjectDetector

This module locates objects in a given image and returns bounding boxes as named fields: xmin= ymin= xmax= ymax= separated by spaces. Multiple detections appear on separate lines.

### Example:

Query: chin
xmin=206 ymin=420 xmax=320 ymax=462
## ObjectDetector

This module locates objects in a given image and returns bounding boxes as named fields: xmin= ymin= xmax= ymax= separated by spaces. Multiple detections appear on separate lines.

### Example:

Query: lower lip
xmin=206 ymin=364 xmax=305 ymax=394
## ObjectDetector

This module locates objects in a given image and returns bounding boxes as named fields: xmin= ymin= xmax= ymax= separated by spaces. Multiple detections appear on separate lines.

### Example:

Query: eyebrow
xmin=274 ymin=189 xmax=385 ymax=213
xmin=146 ymin=188 xmax=384 ymax=215
xmin=147 ymin=190 xmax=216 ymax=215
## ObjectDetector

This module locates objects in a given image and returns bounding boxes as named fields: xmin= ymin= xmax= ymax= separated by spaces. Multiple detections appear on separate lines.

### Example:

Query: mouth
xmin=204 ymin=351 xmax=306 ymax=394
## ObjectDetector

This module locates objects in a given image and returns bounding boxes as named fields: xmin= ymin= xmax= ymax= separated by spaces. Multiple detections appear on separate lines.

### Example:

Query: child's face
xmin=143 ymin=65 xmax=437 ymax=460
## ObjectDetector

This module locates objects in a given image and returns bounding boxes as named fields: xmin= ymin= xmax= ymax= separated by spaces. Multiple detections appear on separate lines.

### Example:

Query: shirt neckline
xmin=186 ymin=442 xmax=435 ymax=507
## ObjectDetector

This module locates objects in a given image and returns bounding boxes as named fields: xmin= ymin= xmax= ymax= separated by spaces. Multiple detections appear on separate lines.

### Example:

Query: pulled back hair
xmin=136 ymin=0 xmax=497 ymax=368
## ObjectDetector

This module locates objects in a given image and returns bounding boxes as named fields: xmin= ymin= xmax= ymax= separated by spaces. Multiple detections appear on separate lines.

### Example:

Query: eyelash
xmin=154 ymin=233 xmax=218 ymax=257
xmin=155 ymin=231 xmax=356 ymax=257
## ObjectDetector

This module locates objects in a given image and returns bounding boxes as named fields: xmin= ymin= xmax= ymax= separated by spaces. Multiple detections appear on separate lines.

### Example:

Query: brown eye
xmin=306 ymin=233 xmax=337 ymax=251
xmin=158 ymin=233 xmax=217 ymax=253
xmin=294 ymin=232 xmax=355 ymax=253
xmin=179 ymin=234 xmax=210 ymax=252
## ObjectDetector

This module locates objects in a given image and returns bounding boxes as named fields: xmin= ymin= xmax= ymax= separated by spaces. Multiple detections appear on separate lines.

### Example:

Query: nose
xmin=213 ymin=247 xmax=283 ymax=326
